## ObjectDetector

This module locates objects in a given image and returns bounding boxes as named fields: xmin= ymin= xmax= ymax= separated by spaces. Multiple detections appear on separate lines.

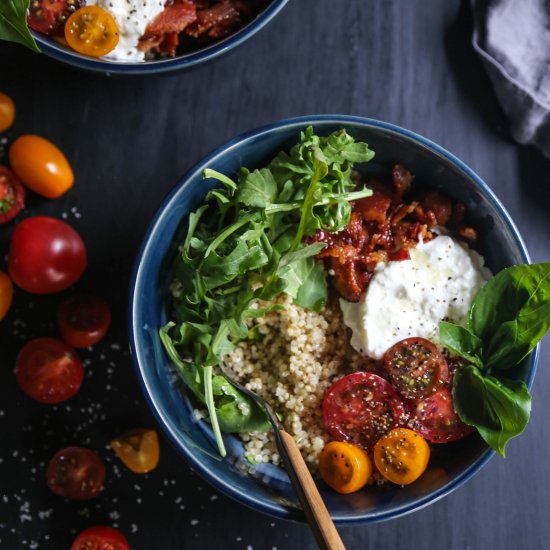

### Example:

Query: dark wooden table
xmin=1 ymin=0 xmax=549 ymax=548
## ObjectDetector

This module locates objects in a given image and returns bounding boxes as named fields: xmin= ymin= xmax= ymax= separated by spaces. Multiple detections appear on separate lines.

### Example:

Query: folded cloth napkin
xmin=472 ymin=0 xmax=550 ymax=156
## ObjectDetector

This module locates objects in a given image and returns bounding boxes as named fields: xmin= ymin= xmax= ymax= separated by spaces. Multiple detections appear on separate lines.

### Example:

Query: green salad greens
xmin=0 ymin=0 xmax=40 ymax=52
xmin=160 ymin=127 xmax=375 ymax=456
xmin=440 ymin=263 xmax=550 ymax=456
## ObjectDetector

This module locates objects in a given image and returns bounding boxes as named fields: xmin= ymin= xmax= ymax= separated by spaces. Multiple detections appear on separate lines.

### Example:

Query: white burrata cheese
xmin=87 ymin=0 xmax=166 ymax=61
xmin=340 ymin=236 xmax=491 ymax=359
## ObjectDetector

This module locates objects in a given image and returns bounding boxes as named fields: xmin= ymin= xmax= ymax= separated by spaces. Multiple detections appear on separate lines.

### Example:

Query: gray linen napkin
xmin=472 ymin=0 xmax=550 ymax=156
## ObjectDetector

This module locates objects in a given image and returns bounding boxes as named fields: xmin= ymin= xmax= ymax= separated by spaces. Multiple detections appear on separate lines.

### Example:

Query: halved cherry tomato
xmin=15 ymin=338 xmax=83 ymax=404
xmin=384 ymin=337 xmax=448 ymax=400
xmin=9 ymin=217 xmax=87 ymax=294
xmin=0 ymin=93 xmax=15 ymax=132
xmin=57 ymin=294 xmax=111 ymax=348
xmin=407 ymin=387 xmax=474 ymax=443
xmin=111 ymin=428 xmax=160 ymax=474
xmin=27 ymin=0 xmax=83 ymax=36
xmin=46 ymin=446 xmax=106 ymax=500
xmin=373 ymin=427 xmax=430 ymax=485
xmin=318 ymin=441 xmax=372 ymax=494
xmin=0 ymin=271 xmax=13 ymax=321
xmin=71 ymin=526 xmax=129 ymax=550
xmin=323 ymin=372 xmax=406 ymax=450
xmin=9 ymin=135 xmax=74 ymax=198
xmin=0 ymin=166 xmax=25 ymax=224
xmin=65 ymin=7 xmax=119 ymax=58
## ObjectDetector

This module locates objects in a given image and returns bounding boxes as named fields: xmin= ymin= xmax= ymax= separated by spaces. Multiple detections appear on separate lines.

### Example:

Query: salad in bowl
xmin=130 ymin=116 xmax=549 ymax=522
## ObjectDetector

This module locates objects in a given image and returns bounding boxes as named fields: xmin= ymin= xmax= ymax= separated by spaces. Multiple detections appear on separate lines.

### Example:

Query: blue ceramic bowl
xmin=129 ymin=115 xmax=539 ymax=524
xmin=32 ymin=0 xmax=287 ymax=75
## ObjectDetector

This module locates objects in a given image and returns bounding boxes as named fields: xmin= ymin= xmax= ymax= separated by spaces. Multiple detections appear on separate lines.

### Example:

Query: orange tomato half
xmin=318 ymin=441 xmax=372 ymax=494
xmin=65 ymin=7 xmax=119 ymax=58
xmin=0 ymin=271 xmax=13 ymax=321
xmin=111 ymin=429 xmax=160 ymax=474
xmin=373 ymin=428 xmax=430 ymax=485
xmin=0 ymin=93 xmax=15 ymax=132
xmin=9 ymin=135 xmax=74 ymax=199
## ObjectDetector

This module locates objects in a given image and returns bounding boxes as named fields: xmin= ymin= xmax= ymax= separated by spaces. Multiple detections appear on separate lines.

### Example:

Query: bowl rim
xmin=32 ymin=0 xmax=288 ymax=75
xmin=129 ymin=114 xmax=539 ymax=524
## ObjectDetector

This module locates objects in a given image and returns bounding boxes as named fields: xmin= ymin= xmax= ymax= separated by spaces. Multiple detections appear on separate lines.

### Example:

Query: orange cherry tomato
xmin=318 ymin=441 xmax=372 ymax=494
xmin=373 ymin=428 xmax=430 ymax=485
xmin=111 ymin=429 xmax=160 ymax=474
xmin=65 ymin=7 xmax=119 ymax=58
xmin=9 ymin=135 xmax=74 ymax=198
xmin=0 ymin=271 xmax=13 ymax=321
xmin=0 ymin=93 xmax=15 ymax=132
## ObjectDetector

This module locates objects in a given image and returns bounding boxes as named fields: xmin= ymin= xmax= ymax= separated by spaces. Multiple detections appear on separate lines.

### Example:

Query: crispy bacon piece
xmin=420 ymin=191 xmax=452 ymax=226
xmin=392 ymin=164 xmax=413 ymax=201
xmin=186 ymin=0 xmax=242 ymax=39
xmin=354 ymin=191 xmax=391 ymax=225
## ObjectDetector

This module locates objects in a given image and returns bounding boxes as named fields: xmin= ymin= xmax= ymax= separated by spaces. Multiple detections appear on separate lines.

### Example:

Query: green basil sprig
xmin=0 ymin=0 xmax=40 ymax=53
xmin=440 ymin=263 xmax=550 ymax=456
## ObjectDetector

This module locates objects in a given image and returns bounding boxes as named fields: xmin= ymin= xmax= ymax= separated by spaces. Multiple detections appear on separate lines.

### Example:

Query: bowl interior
xmin=130 ymin=117 xmax=534 ymax=523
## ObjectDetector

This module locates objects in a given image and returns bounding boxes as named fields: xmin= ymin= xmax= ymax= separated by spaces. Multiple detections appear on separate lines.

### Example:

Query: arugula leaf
xmin=439 ymin=321 xmax=484 ymax=369
xmin=278 ymin=256 xmax=327 ymax=311
xmin=468 ymin=263 xmax=550 ymax=371
xmin=0 ymin=0 xmax=40 ymax=52
xmin=237 ymin=168 xmax=278 ymax=208
xmin=452 ymin=365 xmax=531 ymax=457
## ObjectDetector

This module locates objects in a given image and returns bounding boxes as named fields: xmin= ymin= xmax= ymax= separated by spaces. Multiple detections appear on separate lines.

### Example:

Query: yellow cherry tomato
xmin=318 ymin=441 xmax=372 ymax=494
xmin=373 ymin=428 xmax=430 ymax=485
xmin=0 ymin=271 xmax=13 ymax=321
xmin=9 ymin=135 xmax=74 ymax=199
xmin=111 ymin=429 xmax=160 ymax=474
xmin=65 ymin=6 xmax=119 ymax=58
xmin=0 ymin=93 xmax=15 ymax=132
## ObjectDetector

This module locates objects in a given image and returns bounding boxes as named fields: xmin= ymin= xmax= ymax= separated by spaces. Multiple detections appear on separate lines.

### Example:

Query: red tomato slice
xmin=323 ymin=372 xmax=406 ymax=450
xmin=57 ymin=294 xmax=111 ymax=348
xmin=71 ymin=526 xmax=129 ymax=550
xmin=384 ymin=337 xmax=448 ymax=400
xmin=46 ymin=447 xmax=106 ymax=500
xmin=27 ymin=0 xmax=82 ymax=36
xmin=406 ymin=387 xmax=474 ymax=443
xmin=8 ymin=216 xmax=87 ymax=294
xmin=0 ymin=166 xmax=25 ymax=224
xmin=15 ymin=337 xmax=83 ymax=404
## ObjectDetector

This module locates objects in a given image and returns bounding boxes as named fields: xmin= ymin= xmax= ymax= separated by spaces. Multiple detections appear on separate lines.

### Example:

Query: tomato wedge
xmin=0 ymin=271 xmax=13 ymax=321
xmin=384 ymin=337 xmax=448 ymax=399
xmin=57 ymin=294 xmax=111 ymax=348
xmin=322 ymin=372 xmax=406 ymax=450
xmin=27 ymin=0 xmax=82 ymax=36
xmin=46 ymin=446 xmax=106 ymax=500
xmin=373 ymin=427 xmax=430 ymax=485
xmin=111 ymin=428 xmax=160 ymax=474
xmin=406 ymin=387 xmax=474 ymax=443
xmin=0 ymin=166 xmax=25 ymax=224
xmin=15 ymin=337 xmax=83 ymax=404
xmin=71 ymin=526 xmax=129 ymax=550
xmin=65 ymin=7 xmax=119 ymax=57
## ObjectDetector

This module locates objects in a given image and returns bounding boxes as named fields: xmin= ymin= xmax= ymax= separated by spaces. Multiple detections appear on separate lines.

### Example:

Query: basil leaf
xmin=453 ymin=365 xmax=531 ymax=457
xmin=439 ymin=321 xmax=484 ymax=369
xmin=0 ymin=0 xmax=40 ymax=52
xmin=468 ymin=263 xmax=550 ymax=370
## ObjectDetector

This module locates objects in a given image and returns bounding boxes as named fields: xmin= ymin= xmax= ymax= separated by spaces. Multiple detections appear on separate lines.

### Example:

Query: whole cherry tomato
xmin=71 ymin=526 xmax=129 ymax=550
xmin=65 ymin=7 xmax=119 ymax=57
xmin=0 ymin=93 xmax=15 ymax=132
xmin=15 ymin=337 xmax=83 ymax=404
xmin=9 ymin=135 xmax=74 ymax=198
xmin=9 ymin=217 xmax=87 ymax=294
xmin=0 ymin=166 xmax=25 ymax=224
xmin=0 ymin=271 xmax=13 ymax=321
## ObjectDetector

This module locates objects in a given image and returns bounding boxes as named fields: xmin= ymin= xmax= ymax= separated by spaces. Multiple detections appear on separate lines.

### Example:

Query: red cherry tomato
xmin=406 ymin=387 xmax=474 ymax=443
xmin=46 ymin=446 xmax=106 ymax=500
xmin=71 ymin=526 xmax=129 ymax=550
xmin=384 ymin=337 xmax=448 ymax=400
xmin=0 ymin=166 xmax=25 ymax=224
xmin=323 ymin=372 xmax=406 ymax=450
xmin=27 ymin=0 xmax=83 ymax=36
xmin=15 ymin=337 xmax=84 ymax=404
xmin=57 ymin=294 xmax=111 ymax=348
xmin=8 ymin=216 xmax=87 ymax=294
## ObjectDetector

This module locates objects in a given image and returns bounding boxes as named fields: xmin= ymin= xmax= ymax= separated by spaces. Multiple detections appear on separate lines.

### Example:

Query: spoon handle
xmin=276 ymin=430 xmax=346 ymax=550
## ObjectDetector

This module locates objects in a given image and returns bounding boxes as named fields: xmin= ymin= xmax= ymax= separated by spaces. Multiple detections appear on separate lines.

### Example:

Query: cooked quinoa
xmin=222 ymin=294 xmax=377 ymax=470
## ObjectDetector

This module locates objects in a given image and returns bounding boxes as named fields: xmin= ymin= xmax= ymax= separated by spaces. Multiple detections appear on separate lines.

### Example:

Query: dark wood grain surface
xmin=1 ymin=0 xmax=549 ymax=548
